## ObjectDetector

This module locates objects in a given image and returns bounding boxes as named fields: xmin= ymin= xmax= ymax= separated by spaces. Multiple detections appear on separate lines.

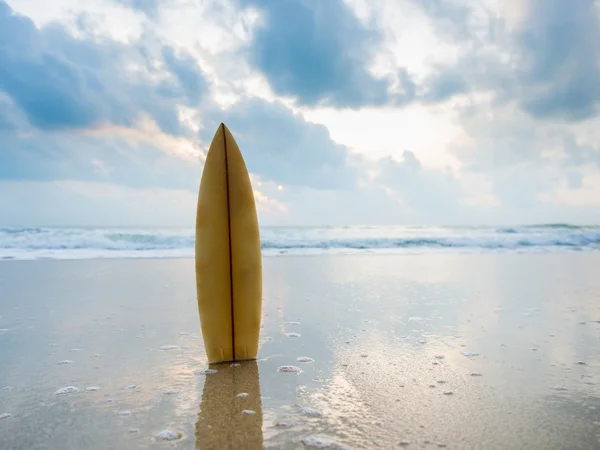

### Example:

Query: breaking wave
xmin=0 ymin=224 xmax=599 ymax=260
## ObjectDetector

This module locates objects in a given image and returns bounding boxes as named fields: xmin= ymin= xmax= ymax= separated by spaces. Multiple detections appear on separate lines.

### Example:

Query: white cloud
xmin=2 ymin=0 xmax=600 ymax=227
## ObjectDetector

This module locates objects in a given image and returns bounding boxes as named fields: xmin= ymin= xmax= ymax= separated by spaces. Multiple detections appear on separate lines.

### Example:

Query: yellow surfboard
xmin=195 ymin=123 xmax=262 ymax=364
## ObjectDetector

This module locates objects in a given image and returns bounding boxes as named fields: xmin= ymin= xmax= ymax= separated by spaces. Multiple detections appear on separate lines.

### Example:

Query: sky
xmin=1 ymin=0 xmax=599 ymax=227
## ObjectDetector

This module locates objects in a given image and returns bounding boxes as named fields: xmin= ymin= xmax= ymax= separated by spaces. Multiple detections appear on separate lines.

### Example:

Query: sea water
xmin=0 ymin=224 xmax=599 ymax=260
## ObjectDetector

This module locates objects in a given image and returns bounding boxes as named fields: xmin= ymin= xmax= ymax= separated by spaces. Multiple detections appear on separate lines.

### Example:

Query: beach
xmin=1 ymin=254 xmax=599 ymax=449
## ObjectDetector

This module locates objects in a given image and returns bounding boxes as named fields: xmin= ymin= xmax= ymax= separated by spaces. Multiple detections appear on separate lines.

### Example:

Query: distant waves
xmin=0 ymin=225 xmax=599 ymax=260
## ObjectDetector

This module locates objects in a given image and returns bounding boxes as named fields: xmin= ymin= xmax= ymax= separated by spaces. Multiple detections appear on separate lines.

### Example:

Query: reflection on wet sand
xmin=195 ymin=360 xmax=263 ymax=449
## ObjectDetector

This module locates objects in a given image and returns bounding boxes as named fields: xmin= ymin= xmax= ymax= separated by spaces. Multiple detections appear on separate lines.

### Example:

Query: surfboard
xmin=195 ymin=123 xmax=262 ymax=364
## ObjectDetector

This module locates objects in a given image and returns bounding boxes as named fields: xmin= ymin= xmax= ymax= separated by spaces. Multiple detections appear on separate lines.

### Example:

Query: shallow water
xmin=1 ymin=254 xmax=599 ymax=449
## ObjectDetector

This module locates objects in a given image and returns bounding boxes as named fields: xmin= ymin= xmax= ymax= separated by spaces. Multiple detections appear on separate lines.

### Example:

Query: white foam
xmin=300 ymin=406 xmax=323 ymax=417
xmin=286 ymin=332 xmax=301 ymax=338
xmin=300 ymin=436 xmax=350 ymax=449
xmin=161 ymin=389 xmax=180 ymax=395
xmin=195 ymin=369 xmax=218 ymax=375
xmin=242 ymin=409 xmax=256 ymax=415
xmin=1 ymin=225 xmax=599 ymax=260
xmin=297 ymin=357 xmax=314 ymax=363
xmin=277 ymin=365 xmax=302 ymax=373
xmin=57 ymin=360 xmax=73 ymax=365
xmin=159 ymin=345 xmax=179 ymax=350
xmin=85 ymin=386 xmax=101 ymax=391
xmin=0 ymin=413 xmax=11 ymax=420
xmin=55 ymin=386 xmax=79 ymax=395
xmin=154 ymin=429 xmax=182 ymax=441
xmin=237 ymin=393 xmax=249 ymax=398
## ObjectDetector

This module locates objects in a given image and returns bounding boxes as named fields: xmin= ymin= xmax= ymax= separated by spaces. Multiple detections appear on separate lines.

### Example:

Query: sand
xmin=0 ymin=254 xmax=599 ymax=449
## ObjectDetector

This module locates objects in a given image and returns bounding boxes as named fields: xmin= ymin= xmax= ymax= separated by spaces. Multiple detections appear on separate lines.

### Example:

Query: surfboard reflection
xmin=195 ymin=360 xmax=263 ymax=449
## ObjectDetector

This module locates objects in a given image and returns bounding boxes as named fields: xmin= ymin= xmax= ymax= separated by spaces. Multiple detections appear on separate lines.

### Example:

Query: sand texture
xmin=0 ymin=254 xmax=599 ymax=449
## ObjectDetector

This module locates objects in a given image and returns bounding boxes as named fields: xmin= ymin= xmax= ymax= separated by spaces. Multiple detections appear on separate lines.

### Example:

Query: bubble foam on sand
xmin=277 ymin=365 xmax=302 ymax=373
xmin=300 ymin=436 xmax=350 ymax=449
xmin=237 ymin=393 xmax=249 ymax=398
xmin=85 ymin=386 xmax=101 ymax=391
xmin=0 ymin=413 xmax=11 ymax=420
xmin=284 ymin=321 xmax=301 ymax=325
xmin=286 ymin=332 xmax=301 ymax=338
xmin=154 ymin=429 xmax=182 ymax=441
xmin=55 ymin=386 xmax=79 ymax=395
xmin=242 ymin=410 xmax=256 ymax=415
xmin=195 ymin=369 xmax=218 ymax=375
xmin=161 ymin=389 xmax=180 ymax=395
xmin=460 ymin=351 xmax=480 ymax=357
xmin=299 ymin=406 xmax=323 ymax=417
xmin=57 ymin=360 xmax=73 ymax=365
xmin=118 ymin=410 xmax=131 ymax=416
xmin=297 ymin=357 xmax=314 ymax=363
xmin=159 ymin=345 xmax=180 ymax=350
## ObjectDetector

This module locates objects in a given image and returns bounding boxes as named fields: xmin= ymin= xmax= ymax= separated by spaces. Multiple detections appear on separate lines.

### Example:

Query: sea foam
xmin=1 ymin=224 xmax=598 ymax=260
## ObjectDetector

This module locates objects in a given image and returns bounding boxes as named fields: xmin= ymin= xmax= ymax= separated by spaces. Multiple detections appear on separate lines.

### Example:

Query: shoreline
xmin=2 ymin=249 xmax=600 ymax=263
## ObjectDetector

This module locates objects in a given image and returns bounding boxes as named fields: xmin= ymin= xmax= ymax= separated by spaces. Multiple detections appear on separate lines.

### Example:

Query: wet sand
xmin=0 ymin=254 xmax=599 ymax=449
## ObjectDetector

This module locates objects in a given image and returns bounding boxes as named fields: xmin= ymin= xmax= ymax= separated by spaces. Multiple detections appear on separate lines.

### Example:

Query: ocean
xmin=0 ymin=224 xmax=599 ymax=260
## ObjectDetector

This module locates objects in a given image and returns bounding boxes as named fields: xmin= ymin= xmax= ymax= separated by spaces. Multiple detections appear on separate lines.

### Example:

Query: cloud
xmin=0 ymin=1 xmax=208 ymax=134
xmin=203 ymin=98 xmax=360 ymax=189
xmin=515 ymin=0 xmax=600 ymax=121
xmin=116 ymin=0 xmax=163 ymax=18
xmin=0 ymin=124 xmax=202 ymax=189
xmin=0 ymin=180 xmax=198 ymax=227
xmin=372 ymin=150 xmax=474 ymax=223
xmin=237 ymin=0 xmax=415 ymax=108
xmin=2 ymin=0 xmax=600 ymax=227
xmin=417 ymin=0 xmax=600 ymax=121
